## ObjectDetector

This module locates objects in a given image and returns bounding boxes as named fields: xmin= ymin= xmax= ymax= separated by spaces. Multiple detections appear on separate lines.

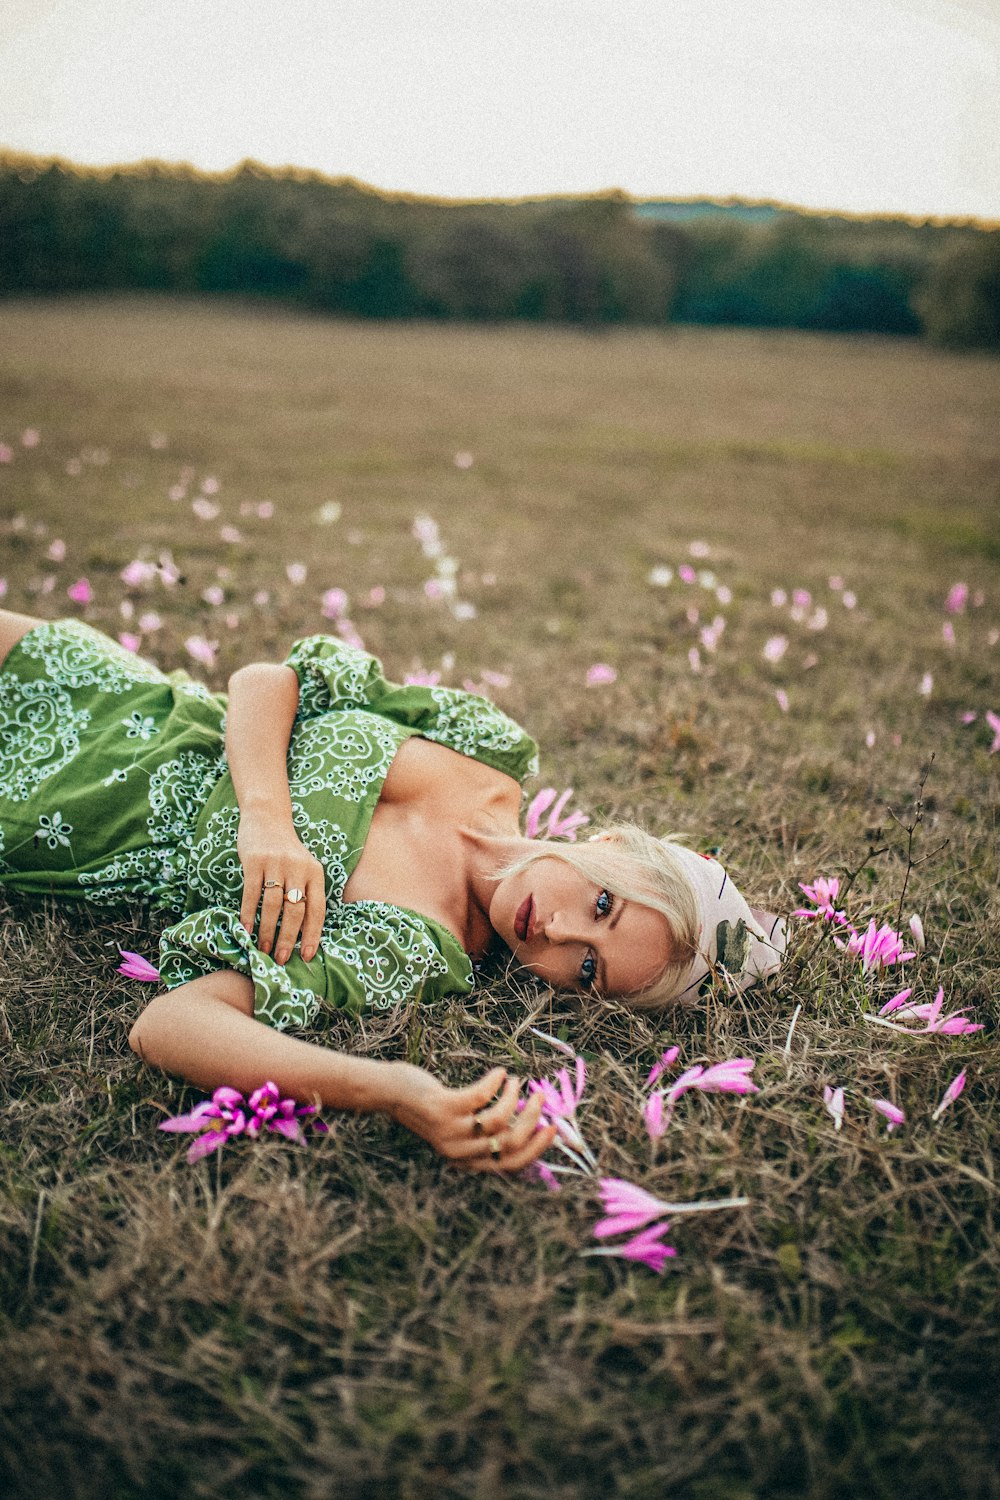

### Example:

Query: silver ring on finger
xmin=489 ymin=1136 xmax=502 ymax=1160
xmin=284 ymin=887 xmax=305 ymax=904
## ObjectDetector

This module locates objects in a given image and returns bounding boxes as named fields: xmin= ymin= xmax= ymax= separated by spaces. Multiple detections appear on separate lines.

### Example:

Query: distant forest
xmin=1 ymin=153 xmax=997 ymax=348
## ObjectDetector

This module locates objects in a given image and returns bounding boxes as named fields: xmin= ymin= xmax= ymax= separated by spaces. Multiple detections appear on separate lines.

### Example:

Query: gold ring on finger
xmin=263 ymin=879 xmax=281 ymax=889
xmin=284 ymin=887 xmax=305 ymax=904
xmin=472 ymin=1111 xmax=486 ymax=1137
xmin=489 ymin=1136 xmax=502 ymax=1159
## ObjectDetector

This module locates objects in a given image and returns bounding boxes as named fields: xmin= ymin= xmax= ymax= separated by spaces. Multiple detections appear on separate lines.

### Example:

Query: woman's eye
xmin=595 ymin=889 xmax=613 ymax=918
xmin=579 ymin=953 xmax=597 ymax=985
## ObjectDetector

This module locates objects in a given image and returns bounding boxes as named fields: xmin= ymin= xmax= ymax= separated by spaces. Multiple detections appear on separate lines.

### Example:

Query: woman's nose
xmin=544 ymin=911 xmax=579 ymax=945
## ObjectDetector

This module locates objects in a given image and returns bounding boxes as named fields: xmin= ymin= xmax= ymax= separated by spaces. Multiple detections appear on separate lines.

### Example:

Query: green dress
xmin=0 ymin=620 xmax=538 ymax=1027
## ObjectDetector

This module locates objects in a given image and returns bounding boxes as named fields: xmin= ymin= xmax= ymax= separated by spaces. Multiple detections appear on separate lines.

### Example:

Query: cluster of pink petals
xmin=159 ymin=1081 xmax=327 ymax=1163
xmin=524 ymin=787 xmax=590 ymax=841
xmin=792 ymin=876 xmax=846 ymax=924
xmin=878 ymin=986 xmax=983 ymax=1036
xmin=116 ymin=948 xmax=160 ymax=982
xmin=585 ymin=1177 xmax=749 ymax=1273
xmin=835 ymin=919 xmax=915 ymax=973
xmin=823 ymin=1085 xmax=845 ymax=1131
xmin=824 ymin=1069 xmax=970 ymax=1134
xmin=644 ymin=1056 xmax=759 ymax=1138
xmin=932 ymin=1069 xmax=966 ymax=1122
xmin=589 ymin=1179 xmax=677 ymax=1271
xmin=871 ymin=1099 xmax=906 ymax=1132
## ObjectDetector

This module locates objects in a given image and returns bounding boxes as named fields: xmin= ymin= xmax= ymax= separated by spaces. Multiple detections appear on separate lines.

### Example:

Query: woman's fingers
xmin=239 ymin=858 xmax=264 ymax=935
xmin=257 ymin=883 xmax=285 ymax=955
xmin=299 ymin=871 xmax=326 ymax=963
xmin=445 ymin=1085 xmax=547 ymax=1163
xmin=465 ymin=1120 xmax=559 ymax=1175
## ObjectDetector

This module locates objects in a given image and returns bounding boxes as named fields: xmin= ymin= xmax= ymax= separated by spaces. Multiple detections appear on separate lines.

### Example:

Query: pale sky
xmin=1 ymin=0 xmax=998 ymax=219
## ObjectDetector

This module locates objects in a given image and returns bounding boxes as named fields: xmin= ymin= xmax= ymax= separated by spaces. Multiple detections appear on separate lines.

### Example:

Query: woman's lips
xmin=514 ymin=894 xmax=534 ymax=943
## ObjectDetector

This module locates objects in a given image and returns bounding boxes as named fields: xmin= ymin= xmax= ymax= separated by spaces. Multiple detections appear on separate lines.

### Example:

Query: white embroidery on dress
xmin=288 ymin=636 xmax=376 ymax=721
xmin=0 ymin=674 xmax=91 ymax=801
xmin=35 ymin=811 xmax=73 ymax=848
xmin=422 ymin=686 xmax=527 ymax=762
xmin=288 ymin=714 xmax=403 ymax=803
xmin=19 ymin=621 xmax=168 ymax=694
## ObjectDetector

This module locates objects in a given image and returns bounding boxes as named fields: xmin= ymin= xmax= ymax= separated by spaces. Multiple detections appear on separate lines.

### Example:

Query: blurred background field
xmin=1 ymin=298 xmax=999 ymax=1498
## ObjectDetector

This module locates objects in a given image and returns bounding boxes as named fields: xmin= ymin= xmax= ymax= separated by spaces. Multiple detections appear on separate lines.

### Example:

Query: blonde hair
xmin=499 ymin=823 xmax=701 ymax=1010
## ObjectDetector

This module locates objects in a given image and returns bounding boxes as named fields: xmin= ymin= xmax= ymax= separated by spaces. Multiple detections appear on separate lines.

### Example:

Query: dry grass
xmin=1 ymin=298 xmax=998 ymax=1498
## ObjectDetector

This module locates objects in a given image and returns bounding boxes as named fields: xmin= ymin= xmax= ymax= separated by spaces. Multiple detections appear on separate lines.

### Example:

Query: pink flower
xmin=608 ymin=1222 xmax=678 ymax=1273
xmin=159 ymin=1081 xmax=326 ymax=1162
xmin=942 ymin=621 xmax=956 ymax=646
xmin=191 ymin=498 xmax=219 ymax=521
xmin=771 ymin=588 xmax=787 ymax=607
xmin=823 ymin=1085 xmax=845 ymax=1131
xmin=919 ymin=672 xmax=933 ymax=698
xmin=836 ymin=920 xmax=915 ymax=973
xmin=336 ymin=620 xmax=365 ymax=651
xmin=185 ymin=635 xmax=218 ymax=670
xmin=644 ymin=1092 xmax=666 ymax=1139
xmin=403 ymin=668 xmax=442 ymax=687
xmin=878 ymin=986 xmax=983 ymax=1036
xmin=201 ymin=585 xmax=225 ymax=607
xmin=121 ymin=559 xmax=156 ymax=588
xmin=200 ymin=476 xmax=220 ymax=495
xmin=931 ymin=1069 xmax=967 ymax=1123
xmin=529 ymin=1160 xmax=562 ymax=1192
xmin=842 ymin=590 xmax=857 ymax=609
xmin=286 ymin=562 xmax=307 ymax=586
xmin=908 ymin=914 xmax=925 ymax=949
xmin=872 ymin=1099 xmax=905 ymax=1133
xmin=775 ymin=689 xmax=790 ymax=713
xmin=792 ymin=588 xmax=811 ymax=609
xmin=645 ymin=1045 xmax=681 ymax=1089
xmin=763 ymin=634 xmax=788 ymax=663
xmin=46 ymin=538 xmax=66 ymax=562
xmin=453 ymin=450 xmax=474 ymax=469
xmin=0 ymin=443 xmax=13 ymax=463
xmin=593 ymin=1177 xmax=674 ymax=1238
xmin=159 ymin=1087 xmax=248 ymax=1162
xmin=67 ymin=578 xmax=93 ymax=605
xmin=117 ymin=949 xmax=160 ymax=981
xmin=118 ymin=632 xmax=142 ymax=653
xmin=986 ymin=711 xmax=1000 ymax=754
xmin=679 ymin=564 xmax=696 ymax=584
xmin=524 ymin=787 xmax=589 ymax=841
xmin=828 ymin=575 xmax=845 ymax=591
xmin=945 ymin=582 xmax=968 ymax=614
xmin=586 ymin=663 xmax=617 ymax=687
xmin=649 ymin=1058 xmax=759 ymax=1130
xmin=793 ymin=876 xmax=844 ymax=923
xmin=688 ymin=646 xmax=702 ymax=673
xmin=139 ymin=611 xmax=162 ymax=632
xmin=321 ymin=587 xmax=349 ymax=620
xmin=21 ymin=428 xmax=40 ymax=447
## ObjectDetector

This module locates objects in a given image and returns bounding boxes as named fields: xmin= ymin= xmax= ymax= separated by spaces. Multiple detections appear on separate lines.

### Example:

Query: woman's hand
xmin=387 ymin=1063 xmax=559 ymax=1174
xmin=237 ymin=808 xmax=326 ymax=963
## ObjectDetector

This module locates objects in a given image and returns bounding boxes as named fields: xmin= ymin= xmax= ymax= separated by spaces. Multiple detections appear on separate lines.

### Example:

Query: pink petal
xmin=185 ymin=1129 xmax=229 ymax=1162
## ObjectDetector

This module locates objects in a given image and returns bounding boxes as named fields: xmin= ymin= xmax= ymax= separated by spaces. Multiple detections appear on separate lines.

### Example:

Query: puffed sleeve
xmin=156 ymin=900 xmax=474 ymax=1030
xmin=284 ymin=635 xmax=539 ymax=786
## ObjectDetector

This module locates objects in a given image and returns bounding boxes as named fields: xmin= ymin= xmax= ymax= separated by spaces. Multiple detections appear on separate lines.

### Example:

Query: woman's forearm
xmin=225 ymin=661 xmax=300 ymax=818
xmin=129 ymin=972 xmax=398 ymax=1114
xmin=225 ymin=662 xmax=325 ymax=960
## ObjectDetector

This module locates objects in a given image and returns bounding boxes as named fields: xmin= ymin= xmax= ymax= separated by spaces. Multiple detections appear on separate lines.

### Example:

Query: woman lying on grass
xmin=0 ymin=609 xmax=785 ymax=1173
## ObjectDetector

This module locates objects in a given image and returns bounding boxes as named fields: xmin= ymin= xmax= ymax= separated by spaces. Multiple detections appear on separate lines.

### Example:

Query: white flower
xmin=122 ymin=711 xmax=158 ymax=740
xmin=36 ymin=811 xmax=72 ymax=848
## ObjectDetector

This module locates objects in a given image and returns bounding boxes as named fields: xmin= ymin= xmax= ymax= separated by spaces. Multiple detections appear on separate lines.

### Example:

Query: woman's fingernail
xmin=276 ymin=949 xmax=289 ymax=965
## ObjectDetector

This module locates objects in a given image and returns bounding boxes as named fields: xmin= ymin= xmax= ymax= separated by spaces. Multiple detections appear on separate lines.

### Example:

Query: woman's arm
xmin=129 ymin=973 xmax=556 ymax=1173
xmin=226 ymin=662 xmax=325 ymax=963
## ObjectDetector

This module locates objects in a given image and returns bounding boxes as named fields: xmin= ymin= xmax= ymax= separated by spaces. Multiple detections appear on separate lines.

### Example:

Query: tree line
xmin=0 ymin=153 xmax=996 ymax=348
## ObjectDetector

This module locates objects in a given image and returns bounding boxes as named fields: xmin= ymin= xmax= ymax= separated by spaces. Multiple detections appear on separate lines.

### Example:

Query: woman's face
xmin=490 ymin=854 xmax=673 ymax=998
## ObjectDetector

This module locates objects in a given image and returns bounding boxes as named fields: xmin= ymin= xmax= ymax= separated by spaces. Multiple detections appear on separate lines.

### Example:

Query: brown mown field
xmin=1 ymin=298 xmax=999 ymax=1499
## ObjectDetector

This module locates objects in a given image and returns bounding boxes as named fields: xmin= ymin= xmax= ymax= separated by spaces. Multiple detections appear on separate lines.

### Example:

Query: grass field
xmin=1 ymin=297 xmax=998 ymax=1499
